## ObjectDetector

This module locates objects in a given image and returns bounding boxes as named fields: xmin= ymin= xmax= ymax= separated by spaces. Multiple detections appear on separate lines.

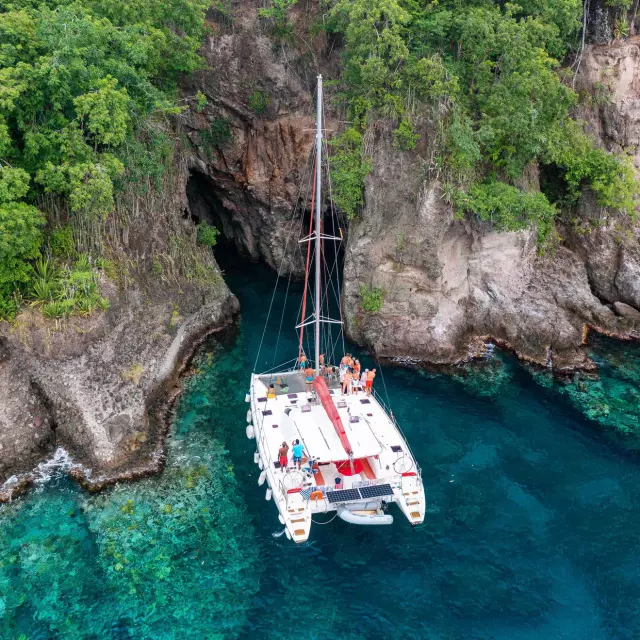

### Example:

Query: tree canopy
xmin=326 ymin=0 xmax=638 ymax=240
xmin=0 ymin=0 xmax=209 ymax=317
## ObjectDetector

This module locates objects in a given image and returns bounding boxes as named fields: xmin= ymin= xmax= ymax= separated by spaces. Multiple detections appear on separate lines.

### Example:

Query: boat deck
xmin=250 ymin=371 xmax=426 ymax=541
xmin=258 ymin=370 xmax=341 ymax=395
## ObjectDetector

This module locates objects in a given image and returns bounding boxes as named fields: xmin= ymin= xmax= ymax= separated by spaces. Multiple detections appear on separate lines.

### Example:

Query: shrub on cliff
xmin=0 ymin=167 xmax=45 ymax=318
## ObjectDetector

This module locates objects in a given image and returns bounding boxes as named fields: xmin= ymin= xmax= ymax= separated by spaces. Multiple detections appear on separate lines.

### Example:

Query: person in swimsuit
xmin=292 ymin=439 xmax=305 ymax=469
xmin=278 ymin=442 xmax=289 ymax=472
xmin=304 ymin=365 xmax=315 ymax=392
xmin=298 ymin=353 xmax=307 ymax=374
xmin=366 ymin=368 xmax=376 ymax=396
xmin=350 ymin=369 xmax=358 ymax=394
xmin=266 ymin=383 xmax=276 ymax=399
xmin=342 ymin=368 xmax=352 ymax=395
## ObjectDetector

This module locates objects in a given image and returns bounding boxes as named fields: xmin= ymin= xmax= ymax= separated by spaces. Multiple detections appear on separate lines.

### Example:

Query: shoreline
xmin=0 ymin=315 xmax=240 ymax=504
xmin=2 ymin=315 xmax=637 ymax=504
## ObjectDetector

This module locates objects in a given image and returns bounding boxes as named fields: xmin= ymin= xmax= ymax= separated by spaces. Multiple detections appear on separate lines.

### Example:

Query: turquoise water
xmin=3 ymin=262 xmax=640 ymax=639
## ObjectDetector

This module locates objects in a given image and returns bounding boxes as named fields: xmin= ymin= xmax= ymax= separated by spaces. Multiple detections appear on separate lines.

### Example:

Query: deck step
xmin=410 ymin=511 xmax=421 ymax=519
xmin=290 ymin=518 xmax=305 ymax=524
xmin=294 ymin=529 xmax=306 ymax=537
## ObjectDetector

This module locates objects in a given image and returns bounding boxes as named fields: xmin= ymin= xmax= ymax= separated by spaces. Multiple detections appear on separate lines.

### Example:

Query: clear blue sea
xmin=2 ymin=260 xmax=640 ymax=640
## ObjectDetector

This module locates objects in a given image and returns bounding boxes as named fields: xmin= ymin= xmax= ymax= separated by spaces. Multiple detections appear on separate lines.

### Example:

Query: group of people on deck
xmin=297 ymin=351 xmax=376 ymax=396
xmin=339 ymin=353 xmax=376 ymax=396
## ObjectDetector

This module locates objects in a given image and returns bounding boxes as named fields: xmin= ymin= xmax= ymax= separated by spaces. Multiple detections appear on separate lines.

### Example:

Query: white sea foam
xmin=32 ymin=447 xmax=74 ymax=488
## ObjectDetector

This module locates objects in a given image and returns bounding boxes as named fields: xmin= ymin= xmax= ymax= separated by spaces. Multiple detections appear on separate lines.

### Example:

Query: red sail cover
xmin=313 ymin=376 xmax=353 ymax=456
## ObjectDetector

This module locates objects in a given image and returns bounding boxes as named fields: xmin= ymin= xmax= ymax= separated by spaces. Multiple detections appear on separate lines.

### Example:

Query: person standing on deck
xmin=366 ymin=368 xmax=376 ymax=396
xmin=292 ymin=439 xmax=306 ymax=469
xmin=350 ymin=368 xmax=358 ymax=394
xmin=278 ymin=442 xmax=289 ymax=472
xmin=298 ymin=353 xmax=307 ymax=373
xmin=342 ymin=368 xmax=352 ymax=395
xmin=304 ymin=365 xmax=315 ymax=392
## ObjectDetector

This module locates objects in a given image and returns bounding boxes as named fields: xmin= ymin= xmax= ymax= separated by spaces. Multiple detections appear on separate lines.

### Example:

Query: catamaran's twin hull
xmin=248 ymin=372 xmax=426 ymax=543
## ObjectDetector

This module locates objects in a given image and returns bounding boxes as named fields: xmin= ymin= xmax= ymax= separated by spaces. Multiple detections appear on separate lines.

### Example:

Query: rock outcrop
xmin=342 ymin=37 xmax=640 ymax=371
xmin=0 ymin=144 xmax=238 ymax=498
xmin=179 ymin=7 xmax=336 ymax=275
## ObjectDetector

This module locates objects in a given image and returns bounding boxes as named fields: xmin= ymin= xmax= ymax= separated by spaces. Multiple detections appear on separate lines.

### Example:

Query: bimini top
xmin=285 ymin=403 xmax=381 ymax=463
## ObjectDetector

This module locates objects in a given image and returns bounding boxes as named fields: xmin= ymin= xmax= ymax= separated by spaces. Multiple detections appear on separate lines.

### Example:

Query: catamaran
xmin=246 ymin=75 xmax=425 ymax=543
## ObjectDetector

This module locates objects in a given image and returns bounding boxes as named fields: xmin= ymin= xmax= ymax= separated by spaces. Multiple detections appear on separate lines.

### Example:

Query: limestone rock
xmin=613 ymin=301 xmax=640 ymax=321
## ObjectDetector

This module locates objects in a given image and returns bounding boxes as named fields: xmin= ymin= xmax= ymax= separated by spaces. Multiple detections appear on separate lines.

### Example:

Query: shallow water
xmin=2 ymin=262 xmax=640 ymax=639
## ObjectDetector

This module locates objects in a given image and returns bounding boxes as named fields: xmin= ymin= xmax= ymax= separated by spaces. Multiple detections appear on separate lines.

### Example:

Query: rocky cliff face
xmin=342 ymin=42 xmax=640 ymax=372
xmin=0 ymin=146 xmax=238 ymax=499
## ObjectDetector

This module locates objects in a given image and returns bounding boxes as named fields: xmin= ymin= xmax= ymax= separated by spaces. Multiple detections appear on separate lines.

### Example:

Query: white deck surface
xmin=250 ymin=370 xmax=425 ymax=542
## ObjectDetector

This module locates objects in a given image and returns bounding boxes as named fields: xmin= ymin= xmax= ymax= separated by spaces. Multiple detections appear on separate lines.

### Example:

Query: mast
xmin=314 ymin=75 xmax=322 ymax=376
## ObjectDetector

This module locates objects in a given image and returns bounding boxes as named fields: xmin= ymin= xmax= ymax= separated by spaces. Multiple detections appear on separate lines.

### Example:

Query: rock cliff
xmin=342 ymin=41 xmax=640 ymax=371
xmin=0 ymin=146 xmax=238 ymax=499
xmin=3 ymin=1 xmax=640 ymax=495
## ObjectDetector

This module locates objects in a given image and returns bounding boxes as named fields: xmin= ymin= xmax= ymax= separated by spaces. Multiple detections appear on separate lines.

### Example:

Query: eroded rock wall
xmin=343 ymin=37 xmax=640 ymax=371
xmin=179 ymin=5 xmax=336 ymax=275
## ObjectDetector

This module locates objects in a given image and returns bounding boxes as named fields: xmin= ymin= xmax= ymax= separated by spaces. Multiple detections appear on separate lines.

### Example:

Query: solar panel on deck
xmin=359 ymin=484 xmax=393 ymax=499
xmin=325 ymin=489 xmax=361 ymax=504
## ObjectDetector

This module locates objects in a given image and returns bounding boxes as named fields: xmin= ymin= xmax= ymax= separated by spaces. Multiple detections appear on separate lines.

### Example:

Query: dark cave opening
xmin=185 ymin=169 xmax=345 ymax=285
xmin=185 ymin=170 xmax=242 ymax=270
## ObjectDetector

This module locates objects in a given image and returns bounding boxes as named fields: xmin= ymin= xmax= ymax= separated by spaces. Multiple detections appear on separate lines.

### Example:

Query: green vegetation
xmin=194 ymin=90 xmax=208 ymax=113
xmin=358 ymin=284 xmax=385 ymax=314
xmin=196 ymin=221 xmax=220 ymax=247
xmin=0 ymin=0 xmax=210 ymax=318
xmin=258 ymin=0 xmax=297 ymax=40
xmin=325 ymin=0 xmax=639 ymax=241
xmin=208 ymin=117 xmax=232 ymax=147
xmin=27 ymin=255 xmax=109 ymax=319
xmin=248 ymin=89 xmax=271 ymax=115
xmin=329 ymin=127 xmax=372 ymax=219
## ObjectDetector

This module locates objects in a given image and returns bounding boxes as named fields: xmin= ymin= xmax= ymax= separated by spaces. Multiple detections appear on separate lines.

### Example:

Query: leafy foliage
xmin=248 ymin=89 xmax=271 ymax=115
xmin=329 ymin=127 xmax=372 ymax=220
xmin=456 ymin=181 xmax=558 ymax=245
xmin=358 ymin=284 xmax=385 ymax=314
xmin=325 ymin=0 xmax=638 ymax=238
xmin=27 ymin=255 xmax=109 ymax=318
xmin=196 ymin=221 xmax=220 ymax=247
xmin=208 ymin=118 xmax=233 ymax=147
xmin=0 ymin=167 xmax=44 ymax=317
xmin=258 ymin=0 xmax=297 ymax=39
xmin=0 ymin=0 xmax=210 ymax=315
